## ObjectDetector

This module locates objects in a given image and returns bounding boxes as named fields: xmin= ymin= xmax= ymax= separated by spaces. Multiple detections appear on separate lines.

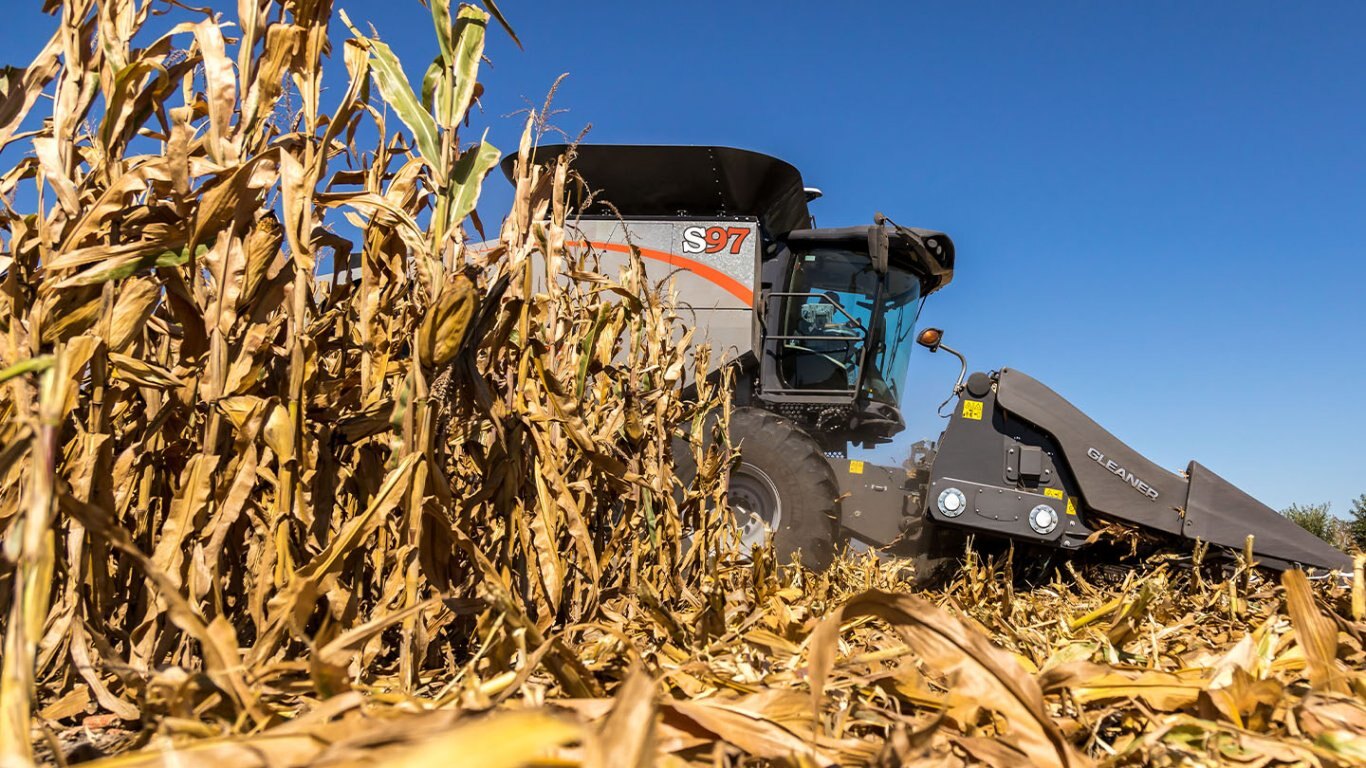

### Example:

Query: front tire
xmin=726 ymin=408 xmax=841 ymax=570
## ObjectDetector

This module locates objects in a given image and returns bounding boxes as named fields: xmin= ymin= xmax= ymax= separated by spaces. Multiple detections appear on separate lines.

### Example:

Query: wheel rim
xmin=729 ymin=462 xmax=782 ymax=551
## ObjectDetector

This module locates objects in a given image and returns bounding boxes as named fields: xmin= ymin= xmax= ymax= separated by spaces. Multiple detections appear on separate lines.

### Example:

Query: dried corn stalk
xmin=0 ymin=0 xmax=731 ymax=762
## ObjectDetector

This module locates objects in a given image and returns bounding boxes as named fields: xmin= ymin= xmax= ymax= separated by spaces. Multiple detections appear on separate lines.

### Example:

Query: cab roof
xmin=785 ymin=225 xmax=955 ymax=295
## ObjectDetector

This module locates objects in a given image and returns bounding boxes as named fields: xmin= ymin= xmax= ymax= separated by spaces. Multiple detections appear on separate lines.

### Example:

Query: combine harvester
xmin=503 ymin=145 xmax=1351 ymax=578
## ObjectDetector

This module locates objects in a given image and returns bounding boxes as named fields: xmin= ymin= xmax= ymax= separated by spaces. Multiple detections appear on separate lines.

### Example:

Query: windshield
xmin=866 ymin=266 xmax=922 ymax=403
xmin=775 ymin=248 xmax=923 ymax=403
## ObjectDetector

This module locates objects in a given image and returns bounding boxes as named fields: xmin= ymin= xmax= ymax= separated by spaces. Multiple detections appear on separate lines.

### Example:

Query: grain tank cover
xmin=501 ymin=144 xmax=814 ymax=233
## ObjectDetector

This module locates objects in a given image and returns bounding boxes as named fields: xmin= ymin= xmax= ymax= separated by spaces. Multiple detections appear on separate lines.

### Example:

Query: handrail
xmin=763 ymin=291 xmax=871 ymax=396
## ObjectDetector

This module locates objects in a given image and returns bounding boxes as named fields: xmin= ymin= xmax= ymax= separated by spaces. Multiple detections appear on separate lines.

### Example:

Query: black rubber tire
xmin=726 ymin=408 xmax=841 ymax=571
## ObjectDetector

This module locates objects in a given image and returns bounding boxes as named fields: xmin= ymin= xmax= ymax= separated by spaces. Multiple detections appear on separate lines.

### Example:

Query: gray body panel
xmin=569 ymin=217 xmax=758 ymax=376
xmin=1184 ymin=462 xmax=1352 ymax=571
xmin=994 ymin=369 xmax=1190 ymax=536
xmin=833 ymin=460 xmax=913 ymax=545
xmin=473 ymin=216 xmax=760 ymax=380
xmin=915 ymin=373 xmax=1095 ymax=549
xmin=925 ymin=476 xmax=1091 ymax=549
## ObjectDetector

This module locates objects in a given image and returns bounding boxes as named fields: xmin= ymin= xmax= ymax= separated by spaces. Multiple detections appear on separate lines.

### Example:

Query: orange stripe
xmin=566 ymin=240 xmax=754 ymax=306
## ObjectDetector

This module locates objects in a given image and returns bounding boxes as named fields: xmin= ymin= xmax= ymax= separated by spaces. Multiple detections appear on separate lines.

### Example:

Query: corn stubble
xmin=0 ymin=3 xmax=1362 ymax=766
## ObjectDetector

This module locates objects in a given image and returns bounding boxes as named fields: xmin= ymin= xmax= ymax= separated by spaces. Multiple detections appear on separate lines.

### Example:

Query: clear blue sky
xmin=3 ymin=2 xmax=1363 ymax=514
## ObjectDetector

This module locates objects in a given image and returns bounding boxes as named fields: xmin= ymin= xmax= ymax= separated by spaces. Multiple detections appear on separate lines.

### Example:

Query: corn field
xmin=1 ymin=3 xmax=1364 ymax=766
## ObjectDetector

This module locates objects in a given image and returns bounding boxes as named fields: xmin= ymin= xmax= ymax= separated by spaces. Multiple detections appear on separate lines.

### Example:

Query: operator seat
xmin=782 ymin=353 xmax=848 ymax=391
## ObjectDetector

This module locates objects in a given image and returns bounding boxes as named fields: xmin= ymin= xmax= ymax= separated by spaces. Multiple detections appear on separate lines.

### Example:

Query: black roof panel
xmin=500 ymin=144 xmax=814 ymax=233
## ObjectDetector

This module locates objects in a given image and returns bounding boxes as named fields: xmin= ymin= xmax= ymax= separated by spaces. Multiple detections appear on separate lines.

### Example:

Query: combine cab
xmin=504 ymin=144 xmax=1352 ymax=577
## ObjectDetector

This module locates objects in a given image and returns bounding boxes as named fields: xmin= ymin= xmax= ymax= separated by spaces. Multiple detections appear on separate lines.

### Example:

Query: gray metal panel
xmin=571 ymin=218 xmax=757 ymax=303
xmin=922 ymin=379 xmax=1094 ymax=549
xmin=1185 ymin=461 xmax=1352 ymax=571
xmin=994 ymin=368 xmax=1190 ymax=536
xmin=561 ymin=217 xmax=759 ymax=377
xmin=926 ymin=477 xmax=1089 ymax=548
xmin=833 ymin=460 xmax=911 ymax=545
xmin=927 ymin=379 xmax=1070 ymax=497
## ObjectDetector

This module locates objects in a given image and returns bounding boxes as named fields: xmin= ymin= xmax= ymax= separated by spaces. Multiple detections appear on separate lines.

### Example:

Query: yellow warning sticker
xmin=1066 ymin=497 xmax=1078 ymax=516
xmin=961 ymin=400 xmax=984 ymax=420
xmin=849 ymin=460 xmax=865 ymax=475
xmin=1043 ymin=488 xmax=1064 ymax=499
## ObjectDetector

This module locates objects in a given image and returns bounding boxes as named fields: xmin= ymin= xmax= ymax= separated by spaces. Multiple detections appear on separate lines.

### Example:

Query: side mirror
xmin=916 ymin=328 xmax=970 ymax=416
